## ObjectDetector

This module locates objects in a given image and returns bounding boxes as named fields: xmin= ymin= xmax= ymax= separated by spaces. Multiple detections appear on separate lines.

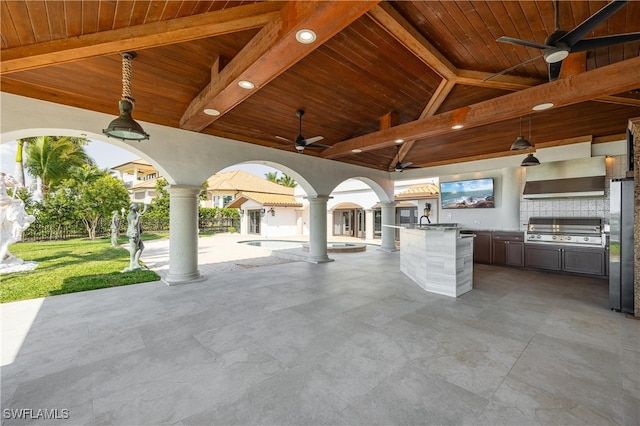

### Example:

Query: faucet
xmin=419 ymin=202 xmax=431 ymax=227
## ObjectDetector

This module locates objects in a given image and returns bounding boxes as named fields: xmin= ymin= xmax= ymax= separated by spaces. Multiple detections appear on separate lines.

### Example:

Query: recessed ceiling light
xmin=238 ymin=80 xmax=255 ymax=89
xmin=451 ymin=124 xmax=464 ymax=130
xmin=203 ymin=108 xmax=220 ymax=116
xmin=394 ymin=139 xmax=404 ymax=144
xmin=532 ymin=102 xmax=554 ymax=111
xmin=352 ymin=149 xmax=363 ymax=153
xmin=296 ymin=29 xmax=316 ymax=44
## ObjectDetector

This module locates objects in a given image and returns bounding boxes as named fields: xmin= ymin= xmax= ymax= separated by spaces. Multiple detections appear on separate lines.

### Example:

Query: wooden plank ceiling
xmin=1 ymin=0 xmax=639 ymax=171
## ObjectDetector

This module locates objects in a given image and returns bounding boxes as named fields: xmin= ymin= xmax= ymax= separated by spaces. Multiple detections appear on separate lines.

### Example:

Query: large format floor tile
xmin=2 ymin=244 xmax=638 ymax=425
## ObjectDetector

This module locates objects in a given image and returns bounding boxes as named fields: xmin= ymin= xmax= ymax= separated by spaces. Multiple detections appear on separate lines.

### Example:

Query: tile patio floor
xmin=1 ymin=236 xmax=639 ymax=425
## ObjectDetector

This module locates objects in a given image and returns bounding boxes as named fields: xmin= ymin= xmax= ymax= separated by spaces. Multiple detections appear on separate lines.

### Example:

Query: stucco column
xmin=164 ymin=185 xmax=204 ymax=285
xmin=307 ymin=195 xmax=333 ymax=263
xmin=380 ymin=201 xmax=397 ymax=252
xmin=365 ymin=209 xmax=374 ymax=241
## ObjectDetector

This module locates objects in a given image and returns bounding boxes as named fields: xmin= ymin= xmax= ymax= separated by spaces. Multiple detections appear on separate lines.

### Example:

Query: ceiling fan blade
xmin=559 ymin=0 xmax=629 ymax=47
xmin=571 ymin=33 xmax=640 ymax=51
xmin=275 ymin=135 xmax=292 ymax=142
xmin=496 ymin=36 xmax=552 ymax=50
xmin=548 ymin=61 xmax=562 ymax=82
xmin=400 ymin=162 xmax=413 ymax=168
xmin=304 ymin=136 xmax=324 ymax=145
xmin=307 ymin=143 xmax=331 ymax=149
xmin=483 ymin=55 xmax=544 ymax=81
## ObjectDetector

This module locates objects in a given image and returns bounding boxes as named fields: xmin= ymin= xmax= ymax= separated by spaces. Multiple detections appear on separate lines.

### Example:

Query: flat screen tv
xmin=440 ymin=178 xmax=495 ymax=209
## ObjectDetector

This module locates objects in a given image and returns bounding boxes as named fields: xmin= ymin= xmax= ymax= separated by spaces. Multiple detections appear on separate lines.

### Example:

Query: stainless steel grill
xmin=525 ymin=217 xmax=604 ymax=247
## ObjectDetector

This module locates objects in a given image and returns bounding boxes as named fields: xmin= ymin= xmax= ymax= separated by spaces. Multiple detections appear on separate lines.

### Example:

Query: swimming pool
xmin=238 ymin=240 xmax=367 ymax=253
xmin=239 ymin=240 xmax=305 ymax=250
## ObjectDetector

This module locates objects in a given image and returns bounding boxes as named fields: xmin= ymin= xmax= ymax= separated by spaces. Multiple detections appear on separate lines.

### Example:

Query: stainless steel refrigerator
xmin=609 ymin=178 xmax=635 ymax=313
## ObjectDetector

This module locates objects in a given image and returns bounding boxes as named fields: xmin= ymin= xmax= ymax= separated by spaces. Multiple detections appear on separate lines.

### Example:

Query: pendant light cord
xmin=121 ymin=53 xmax=135 ymax=104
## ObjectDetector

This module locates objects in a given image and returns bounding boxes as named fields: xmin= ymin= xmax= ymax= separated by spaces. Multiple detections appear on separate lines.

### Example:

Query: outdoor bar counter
xmin=400 ymin=224 xmax=474 ymax=297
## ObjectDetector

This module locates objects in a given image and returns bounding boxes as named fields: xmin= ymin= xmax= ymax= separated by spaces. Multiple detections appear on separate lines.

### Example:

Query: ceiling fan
xmin=390 ymin=145 xmax=419 ymax=172
xmin=275 ymin=109 xmax=330 ymax=153
xmin=490 ymin=0 xmax=640 ymax=82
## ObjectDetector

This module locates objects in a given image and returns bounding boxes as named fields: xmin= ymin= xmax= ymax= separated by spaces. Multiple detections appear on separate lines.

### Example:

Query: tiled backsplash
xmin=519 ymin=154 xmax=628 ymax=230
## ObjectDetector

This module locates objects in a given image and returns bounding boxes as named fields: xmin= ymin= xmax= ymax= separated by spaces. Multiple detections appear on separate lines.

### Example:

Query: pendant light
xmin=103 ymin=52 xmax=149 ymax=141
xmin=519 ymin=114 xmax=540 ymax=166
xmin=521 ymin=152 xmax=541 ymax=166
xmin=510 ymin=116 xmax=532 ymax=150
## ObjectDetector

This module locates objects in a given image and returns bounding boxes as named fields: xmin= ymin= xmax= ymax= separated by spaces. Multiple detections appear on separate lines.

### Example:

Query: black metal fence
xmin=22 ymin=216 xmax=240 ymax=242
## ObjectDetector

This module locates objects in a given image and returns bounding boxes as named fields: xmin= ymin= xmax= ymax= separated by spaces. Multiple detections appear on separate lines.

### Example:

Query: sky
xmin=0 ymin=139 xmax=277 ymax=184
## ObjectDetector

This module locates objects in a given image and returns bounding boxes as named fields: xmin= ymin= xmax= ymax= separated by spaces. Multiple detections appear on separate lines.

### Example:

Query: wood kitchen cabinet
xmin=492 ymin=232 xmax=524 ymax=267
xmin=525 ymin=245 xmax=606 ymax=276
xmin=562 ymin=247 xmax=606 ymax=276
xmin=473 ymin=231 xmax=492 ymax=264
xmin=525 ymin=245 xmax=562 ymax=271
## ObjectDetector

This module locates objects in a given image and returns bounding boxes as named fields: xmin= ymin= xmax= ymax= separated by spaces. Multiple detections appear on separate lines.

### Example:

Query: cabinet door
xmin=525 ymin=245 xmax=562 ymax=270
xmin=492 ymin=240 xmax=507 ymax=265
xmin=506 ymin=241 xmax=524 ymax=267
xmin=562 ymin=248 xmax=605 ymax=276
xmin=474 ymin=232 xmax=492 ymax=264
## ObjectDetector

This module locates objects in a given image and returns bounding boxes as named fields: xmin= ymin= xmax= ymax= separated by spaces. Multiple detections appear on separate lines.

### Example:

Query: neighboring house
xmin=111 ymin=159 xmax=159 ymax=205
xmin=112 ymin=160 xmax=440 ymax=240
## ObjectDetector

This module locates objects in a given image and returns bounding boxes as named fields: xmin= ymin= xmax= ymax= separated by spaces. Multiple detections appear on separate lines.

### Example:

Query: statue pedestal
xmin=0 ymin=256 xmax=38 ymax=274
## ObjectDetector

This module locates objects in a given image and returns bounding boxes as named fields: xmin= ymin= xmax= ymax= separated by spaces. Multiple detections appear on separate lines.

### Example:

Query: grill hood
xmin=523 ymin=156 xmax=606 ymax=199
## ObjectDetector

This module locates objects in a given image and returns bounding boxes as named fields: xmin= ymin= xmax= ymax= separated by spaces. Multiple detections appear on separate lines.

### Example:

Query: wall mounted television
xmin=440 ymin=178 xmax=495 ymax=209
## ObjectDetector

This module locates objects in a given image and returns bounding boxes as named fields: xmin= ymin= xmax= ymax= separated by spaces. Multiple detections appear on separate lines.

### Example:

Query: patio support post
xmin=380 ymin=201 xmax=397 ymax=252
xmin=164 ymin=185 xmax=204 ymax=284
xmin=307 ymin=195 xmax=333 ymax=263
xmin=365 ymin=209 xmax=374 ymax=241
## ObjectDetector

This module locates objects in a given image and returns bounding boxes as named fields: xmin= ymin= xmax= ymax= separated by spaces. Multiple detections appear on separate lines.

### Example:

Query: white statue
xmin=0 ymin=173 xmax=37 ymax=271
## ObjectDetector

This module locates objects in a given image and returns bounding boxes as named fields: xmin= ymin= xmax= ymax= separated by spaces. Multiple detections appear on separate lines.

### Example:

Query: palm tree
xmin=277 ymin=174 xmax=297 ymax=188
xmin=68 ymin=164 xmax=108 ymax=184
xmin=13 ymin=139 xmax=26 ymax=186
xmin=265 ymin=171 xmax=279 ymax=183
xmin=24 ymin=136 xmax=92 ymax=194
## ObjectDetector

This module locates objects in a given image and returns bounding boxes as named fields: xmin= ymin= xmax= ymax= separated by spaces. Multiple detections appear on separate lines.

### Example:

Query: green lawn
xmin=1 ymin=236 xmax=163 ymax=303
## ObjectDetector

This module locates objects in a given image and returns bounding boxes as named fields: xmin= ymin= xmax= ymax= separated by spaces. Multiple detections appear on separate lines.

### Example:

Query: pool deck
xmin=142 ymin=233 xmax=379 ymax=278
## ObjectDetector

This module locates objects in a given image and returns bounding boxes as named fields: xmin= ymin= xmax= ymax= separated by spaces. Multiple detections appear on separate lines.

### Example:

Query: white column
xmin=365 ymin=209 xmax=374 ymax=241
xmin=307 ymin=195 xmax=333 ymax=263
xmin=380 ymin=201 xmax=397 ymax=252
xmin=164 ymin=185 xmax=204 ymax=285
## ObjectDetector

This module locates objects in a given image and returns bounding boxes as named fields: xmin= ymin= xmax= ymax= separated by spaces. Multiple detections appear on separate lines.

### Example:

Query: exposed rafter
xmin=0 ymin=2 xmax=282 ymax=75
xmin=180 ymin=0 xmax=380 ymax=132
xmin=367 ymin=2 xmax=457 ymax=80
xmin=322 ymin=56 xmax=640 ymax=159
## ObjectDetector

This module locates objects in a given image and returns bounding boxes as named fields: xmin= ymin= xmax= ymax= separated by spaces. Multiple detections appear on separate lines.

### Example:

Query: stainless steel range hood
xmin=523 ymin=157 xmax=606 ymax=199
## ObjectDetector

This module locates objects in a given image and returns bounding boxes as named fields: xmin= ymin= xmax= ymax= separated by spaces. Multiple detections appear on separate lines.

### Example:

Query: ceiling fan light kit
xmin=103 ymin=51 xmax=149 ymax=141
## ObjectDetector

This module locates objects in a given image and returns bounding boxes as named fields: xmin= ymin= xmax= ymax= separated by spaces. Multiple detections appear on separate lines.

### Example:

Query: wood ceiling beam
xmin=321 ymin=56 xmax=640 ymax=159
xmin=394 ymin=78 xmax=456 ymax=167
xmin=454 ymin=69 xmax=544 ymax=90
xmin=367 ymin=2 xmax=457 ymax=80
xmin=456 ymin=68 xmax=639 ymax=107
xmin=0 ymin=2 xmax=282 ymax=75
xmin=180 ymin=0 xmax=380 ymax=132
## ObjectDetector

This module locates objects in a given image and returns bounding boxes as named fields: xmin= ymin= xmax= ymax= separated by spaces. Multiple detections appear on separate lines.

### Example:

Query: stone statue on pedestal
xmin=0 ymin=173 xmax=37 ymax=272
xmin=122 ymin=203 xmax=147 ymax=272
xmin=110 ymin=210 xmax=122 ymax=247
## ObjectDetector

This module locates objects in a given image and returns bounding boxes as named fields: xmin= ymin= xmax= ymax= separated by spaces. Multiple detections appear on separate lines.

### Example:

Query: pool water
xmin=239 ymin=240 xmax=305 ymax=249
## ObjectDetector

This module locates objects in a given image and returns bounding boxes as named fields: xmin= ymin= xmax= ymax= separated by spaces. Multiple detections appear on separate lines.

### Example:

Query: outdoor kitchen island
xmin=400 ymin=224 xmax=474 ymax=297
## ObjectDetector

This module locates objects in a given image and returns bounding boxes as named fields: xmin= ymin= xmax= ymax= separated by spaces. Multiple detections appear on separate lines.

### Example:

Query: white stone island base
xmin=400 ymin=226 xmax=474 ymax=297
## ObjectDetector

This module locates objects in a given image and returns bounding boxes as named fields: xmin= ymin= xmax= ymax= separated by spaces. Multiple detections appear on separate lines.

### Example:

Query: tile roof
xmin=394 ymin=184 xmax=439 ymax=200
xmin=226 ymin=191 xmax=302 ymax=208
xmin=206 ymin=170 xmax=294 ymax=195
